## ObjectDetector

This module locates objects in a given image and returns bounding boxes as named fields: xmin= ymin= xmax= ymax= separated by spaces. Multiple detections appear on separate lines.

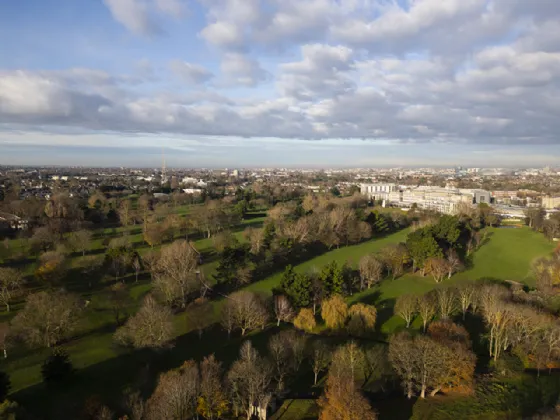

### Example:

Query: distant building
xmin=542 ymin=196 xmax=560 ymax=209
xmin=0 ymin=212 xmax=28 ymax=230
xmin=360 ymin=184 xmax=491 ymax=215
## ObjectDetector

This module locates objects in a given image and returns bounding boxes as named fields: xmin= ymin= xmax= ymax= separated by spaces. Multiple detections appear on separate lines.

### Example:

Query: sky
xmin=1 ymin=0 xmax=560 ymax=168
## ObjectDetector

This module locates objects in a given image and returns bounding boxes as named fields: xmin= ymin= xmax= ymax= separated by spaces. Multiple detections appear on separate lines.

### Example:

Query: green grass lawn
xmin=350 ymin=227 xmax=556 ymax=334
xmin=244 ymin=229 xmax=411 ymax=296
xmin=271 ymin=399 xmax=319 ymax=420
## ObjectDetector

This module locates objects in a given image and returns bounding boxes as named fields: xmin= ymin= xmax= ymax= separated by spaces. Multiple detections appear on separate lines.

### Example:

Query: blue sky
xmin=1 ymin=0 xmax=560 ymax=167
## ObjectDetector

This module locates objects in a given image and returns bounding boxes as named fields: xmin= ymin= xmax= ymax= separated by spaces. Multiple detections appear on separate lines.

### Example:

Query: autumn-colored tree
xmin=347 ymin=303 xmax=377 ymax=337
xmin=319 ymin=341 xmax=375 ymax=419
xmin=0 ymin=268 xmax=23 ymax=312
xmin=321 ymin=295 xmax=348 ymax=330
xmin=198 ymin=355 xmax=229 ymax=420
xmin=318 ymin=372 xmax=377 ymax=420
xmin=143 ymin=223 xmax=164 ymax=248
xmin=35 ymin=251 xmax=66 ymax=286
xmin=394 ymin=294 xmax=417 ymax=328
xmin=145 ymin=360 xmax=199 ymax=420
xmin=114 ymin=295 xmax=174 ymax=349
xmin=11 ymin=290 xmax=81 ymax=348
xmin=293 ymin=308 xmax=317 ymax=332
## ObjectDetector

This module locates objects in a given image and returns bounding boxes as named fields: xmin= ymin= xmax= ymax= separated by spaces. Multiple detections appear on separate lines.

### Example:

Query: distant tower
xmin=161 ymin=146 xmax=167 ymax=185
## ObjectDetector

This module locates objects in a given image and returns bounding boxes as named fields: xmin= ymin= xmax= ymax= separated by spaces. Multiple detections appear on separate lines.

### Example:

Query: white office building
xmin=360 ymin=184 xmax=491 ymax=215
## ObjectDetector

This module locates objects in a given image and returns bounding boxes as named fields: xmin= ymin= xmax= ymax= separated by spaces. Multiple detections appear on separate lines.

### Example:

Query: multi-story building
xmin=360 ymin=183 xmax=399 ymax=201
xmin=360 ymin=184 xmax=491 ymax=215
xmin=542 ymin=196 xmax=560 ymax=209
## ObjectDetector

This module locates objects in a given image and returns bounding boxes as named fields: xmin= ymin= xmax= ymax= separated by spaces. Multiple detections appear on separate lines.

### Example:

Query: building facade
xmin=360 ymin=184 xmax=491 ymax=215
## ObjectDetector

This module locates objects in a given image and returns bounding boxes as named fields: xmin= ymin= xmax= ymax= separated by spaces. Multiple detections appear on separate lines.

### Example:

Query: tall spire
xmin=161 ymin=146 xmax=167 ymax=185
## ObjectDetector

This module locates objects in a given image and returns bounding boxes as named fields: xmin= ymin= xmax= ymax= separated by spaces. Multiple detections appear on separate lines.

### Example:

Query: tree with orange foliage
xmin=321 ymin=295 xmax=348 ymax=330
xmin=293 ymin=308 xmax=316 ymax=332
xmin=347 ymin=303 xmax=377 ymax=337
xmin=319 ymin=342 xmax=376 ymax=420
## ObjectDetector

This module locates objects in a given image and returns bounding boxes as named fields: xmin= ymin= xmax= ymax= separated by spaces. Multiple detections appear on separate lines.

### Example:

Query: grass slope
xmin=351 ymin=227 xmax=555 ymax=334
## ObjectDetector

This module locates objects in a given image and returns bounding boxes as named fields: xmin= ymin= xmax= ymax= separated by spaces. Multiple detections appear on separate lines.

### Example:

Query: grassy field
xmin=350 ymin=226 xmax=556 ymax=334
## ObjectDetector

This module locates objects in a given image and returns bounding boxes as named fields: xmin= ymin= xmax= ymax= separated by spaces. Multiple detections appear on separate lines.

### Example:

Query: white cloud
xmin=103 ymin=0 xmax=187 ymax=35
xmin=169 ymin=61 xmax=214 ymax=84
xmin=4 ymin=0 xmax=560 ymax=150
xmin=220 ymin=53 xmax=269 ymax=86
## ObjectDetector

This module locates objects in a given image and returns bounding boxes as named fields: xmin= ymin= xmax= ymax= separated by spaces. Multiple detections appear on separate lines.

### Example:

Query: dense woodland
xmin=0 ymin=184 xmax=559 ymax=419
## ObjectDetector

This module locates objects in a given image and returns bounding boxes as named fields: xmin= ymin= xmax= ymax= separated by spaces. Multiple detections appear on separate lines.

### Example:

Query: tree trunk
xmin=430 ymin=388 xmax=440 ymax=397
xmin=420 ymin=385 xmax=426 ymax=399
xmin=314 ymin=372 xmax=318 ymax=385
xmin=407 ymin=383 xmax=413 ymax=399
xmin=5 ymin=303 xmax=9 ymax=313
xmin=277 ymin=319 xmax=280 ymax=327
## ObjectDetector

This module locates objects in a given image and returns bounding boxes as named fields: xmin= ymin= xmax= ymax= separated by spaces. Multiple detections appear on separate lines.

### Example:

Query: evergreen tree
xmin=320 ymin=261 xmax=345 ymax=296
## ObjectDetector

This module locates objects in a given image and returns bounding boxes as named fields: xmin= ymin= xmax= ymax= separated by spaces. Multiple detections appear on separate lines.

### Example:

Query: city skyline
xmin=1 ymin=1 xmax=560 ymax=166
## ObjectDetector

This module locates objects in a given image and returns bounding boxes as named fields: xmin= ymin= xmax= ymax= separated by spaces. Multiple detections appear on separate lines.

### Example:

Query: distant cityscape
xmin=2 ymin=164 xmax=560 ymax=231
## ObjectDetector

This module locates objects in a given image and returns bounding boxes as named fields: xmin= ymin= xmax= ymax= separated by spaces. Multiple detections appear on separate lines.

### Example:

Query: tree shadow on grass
xmin=11 ymin=325 xmax=282 ymax=419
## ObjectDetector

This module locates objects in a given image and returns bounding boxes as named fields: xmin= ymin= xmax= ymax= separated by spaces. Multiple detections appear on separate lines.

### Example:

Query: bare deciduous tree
xmin=156 ymin=240 xmax=199 ymax=308
xmin=394 ymin=294 xmax=417 ymax=328
xmin=0 ymin=267 xmax=23 ymax=312
xmin=222 ymin=291 xmax=268 ymax=336
xmin=417 ymin=291 xmax=437 ymax=332
xmin=273 ymin=295 xmax=294 ymax=326
xmin=436 ymin=287 xmax=457 ymax=320
xmin=11 ymin=290 xmax=81 ymax=348
xmin=359 ymin=254 xmax=385 ymax=290
xmin=311 ymin=341 xmax=331 ymax=385
xmin=457 ymin=284 xmax=478 ymax=320
xmin=114 ymin=295 xmax=174 ymax=349
xmin=227 ymin=341 xmax=272 ymax=420
xmin=68 ymin=229 xmax=92 ymax=256
xmin=187 ymin=298 xmax=212 ymax=339
xmin=132 ymin=256 xmax=142 ymax=283
xmin=426 ymin=258 xmax=450 ymax=283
